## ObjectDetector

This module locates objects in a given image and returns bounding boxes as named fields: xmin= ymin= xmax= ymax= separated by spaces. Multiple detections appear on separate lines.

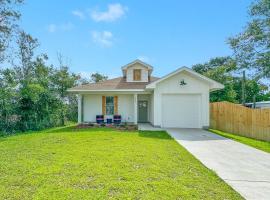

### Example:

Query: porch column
xmin=134 ymin=93 xmax=138 ymax=124
xmin=78 ymin=94 xmax=82 ymax=123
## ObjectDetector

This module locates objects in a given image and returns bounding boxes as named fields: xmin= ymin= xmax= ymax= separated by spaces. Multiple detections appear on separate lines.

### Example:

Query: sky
xmin=19 ymin=0 xmax=253 ymax=78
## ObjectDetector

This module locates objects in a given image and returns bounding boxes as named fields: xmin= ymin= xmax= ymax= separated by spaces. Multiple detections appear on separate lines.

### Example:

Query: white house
xmin=68 ymin=60 xmax=224 ymax=128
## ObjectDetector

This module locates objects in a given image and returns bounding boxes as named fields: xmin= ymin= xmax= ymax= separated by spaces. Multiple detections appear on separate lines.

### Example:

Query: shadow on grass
xmin=0 ymin=124 xmax=78 ymax=139
xmin=46 ymin=126 xmax=121 ymax=133
xmin=138 ymin=130 xmax=172 ymax=140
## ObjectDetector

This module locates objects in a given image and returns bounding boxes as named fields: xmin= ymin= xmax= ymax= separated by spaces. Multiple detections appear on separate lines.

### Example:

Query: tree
xmin=15 ymin=31 xmax=39 ymax=82
xmin=0 ymin=68 xmax=18 ymax=133
xmin=0 ymin=0 xmax=23 ymax=63
xmin=90 ymin=72 xmax=108 ymax=83
xmin=51 ymin=54 xmax=78 ymax=125
xmin=192 ymin=57 xmax=238 ymax=102
xmin=192 ymin=56 xmax=269 ymax=103
xmin=229 ymin=0 xmax=270 ymax=79
xmin=233 ymin=78 xmax=269 ymax=103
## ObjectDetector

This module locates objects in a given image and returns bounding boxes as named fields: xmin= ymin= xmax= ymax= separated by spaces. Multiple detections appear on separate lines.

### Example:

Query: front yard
xmin=0 ymin=126 xmax=242 ymax=199
xmin=209 ymin=129 xmax=270 ymax=153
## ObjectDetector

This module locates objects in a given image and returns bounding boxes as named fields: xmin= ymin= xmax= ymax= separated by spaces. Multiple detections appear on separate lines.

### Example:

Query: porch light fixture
xmin=180 ymin=79 xmax=187 ymax=86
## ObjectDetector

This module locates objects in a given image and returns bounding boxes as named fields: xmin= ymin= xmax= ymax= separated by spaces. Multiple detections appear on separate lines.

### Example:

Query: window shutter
xmin=133 ymin=69 xmax=141 ymax=81
xmin=102 ymin=96 xmax=106 ymax=115
xmin=114 ymin=96 xmax=118 ymax=114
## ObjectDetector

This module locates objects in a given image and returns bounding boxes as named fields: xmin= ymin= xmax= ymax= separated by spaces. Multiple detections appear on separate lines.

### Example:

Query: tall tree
xmin=192 ymin=57 xmax=238 ymax=102
xmin=229 ymin=0 xmax=270 ymax=79
xmin=51 ymin=54 xmax=78 ymax=125
xmin=0 ymin=0 xmax=23 ymax=63
xmin=90 ymin=72 xmax=108 ymax=83
xmin=0 ymin=68 xmax=18 ymax=133
xmin=15 ymin=31 xmax=39 ymax=82
xmin=192 ymin=56 xmax=269 ymax=103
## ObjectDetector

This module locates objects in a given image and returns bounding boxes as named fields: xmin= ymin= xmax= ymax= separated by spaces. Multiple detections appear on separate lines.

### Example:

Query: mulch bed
xmin=75 ymin=123 xmax=138 ymax=131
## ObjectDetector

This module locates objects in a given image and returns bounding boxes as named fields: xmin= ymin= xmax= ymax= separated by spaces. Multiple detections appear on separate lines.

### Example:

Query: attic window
xmin=133 ymin=69 xmax=141 ymax=81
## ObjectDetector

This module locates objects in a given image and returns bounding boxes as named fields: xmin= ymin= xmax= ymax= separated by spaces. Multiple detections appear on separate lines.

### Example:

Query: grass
xmin=0 ymin=126 xmax=243 ymax=199
xmin=209 ymin=129 xmax=270 ymax=153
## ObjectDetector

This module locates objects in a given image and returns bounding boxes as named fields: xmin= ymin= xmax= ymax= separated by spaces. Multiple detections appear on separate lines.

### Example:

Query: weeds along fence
xmin=210 ymin=102 xmax=270 ymax=141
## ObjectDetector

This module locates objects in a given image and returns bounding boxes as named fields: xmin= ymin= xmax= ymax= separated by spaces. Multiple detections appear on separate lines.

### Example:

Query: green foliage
xmin=229 ymin=0 xmax=270 ymax=79
xmin=0 ymin=0 xmax=24 ymax=62
xmin=0 ymin=127 xmax=242 ymax=199
xmin=91 ymin=72 xmax=108 ymax=83
xmin=192 ymin=56 xmax=269 ymax=103
xmin=209 ymin=129 xmax=270 ymax=153
xmin=0 ymin=36 xmax=79 ymax=134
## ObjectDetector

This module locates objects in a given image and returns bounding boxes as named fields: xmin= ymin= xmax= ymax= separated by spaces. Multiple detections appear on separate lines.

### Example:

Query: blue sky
xmin=20 ymin=0 xmax=252 ymax=78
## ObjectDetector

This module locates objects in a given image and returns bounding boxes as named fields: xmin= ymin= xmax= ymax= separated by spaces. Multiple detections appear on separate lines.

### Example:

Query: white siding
xmin=83 ymin=95 xmax=102 ymax=122
xmin=126 ymin=63 xmax=149 ymax=82
xmin=153 ymin=71 xmax=210 ymax=128
xmin=83 ymin=94 xmax=134 ymax=123
xmin=150 ymin=93 xmax=154 ymax=124
xmin=118 ymin=94 xmax=134 ymax=122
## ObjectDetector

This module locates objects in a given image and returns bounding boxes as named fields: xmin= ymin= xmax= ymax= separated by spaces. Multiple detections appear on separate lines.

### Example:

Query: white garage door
xmin=162 ymin=94 xmax=201 ymax=128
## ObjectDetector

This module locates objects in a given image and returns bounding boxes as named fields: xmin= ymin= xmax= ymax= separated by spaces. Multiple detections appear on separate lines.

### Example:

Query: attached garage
xmin=146 ymin=67 xmax=224 ymax=129
xmin=161 ymin=94 xmax=201 ymax=128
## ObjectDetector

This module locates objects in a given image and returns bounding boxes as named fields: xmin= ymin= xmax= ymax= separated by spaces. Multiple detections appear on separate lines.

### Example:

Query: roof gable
xmin=146 ymin=67 xmax=224 ymax=91
xmin=121 ymin=59 xmax=153 ymax=71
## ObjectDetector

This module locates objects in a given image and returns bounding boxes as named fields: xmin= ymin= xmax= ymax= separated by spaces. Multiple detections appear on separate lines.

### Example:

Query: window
xmin=106 ymin=96 xmax=114 ymax=115
xmin=133 ymin=69 xmax=141 ymax=81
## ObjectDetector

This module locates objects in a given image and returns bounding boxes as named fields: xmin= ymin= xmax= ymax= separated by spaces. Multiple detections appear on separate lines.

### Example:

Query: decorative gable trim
xmin=121 ymin=59 xmax=153 ymax=71
xmin=146 ymin=67 xmax=224 ymax=91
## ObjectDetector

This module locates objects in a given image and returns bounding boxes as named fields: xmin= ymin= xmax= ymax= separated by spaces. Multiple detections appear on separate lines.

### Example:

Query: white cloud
xmin=47 ymin=22 xmax=74 ymax=33
xmin=72 ymin=10 xmax=85 ymax=20
xmin=91 ymin=31 xmax=113 ymax=47
xmin=91 ymin=3 xmax=128 ymax=22
xmin=137 ymin=56 xmax=150 ymax=63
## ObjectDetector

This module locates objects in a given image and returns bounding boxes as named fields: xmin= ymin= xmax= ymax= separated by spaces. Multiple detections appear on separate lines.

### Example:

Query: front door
xmin=138 ymin=101 xmax=148 ymax=122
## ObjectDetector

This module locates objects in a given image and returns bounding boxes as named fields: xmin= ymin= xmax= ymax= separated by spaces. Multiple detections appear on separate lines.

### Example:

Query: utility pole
xmin=242 ymin=70 xmax=246 ymax=105
xmin=252 ymin=95 xmax=256 ymax=109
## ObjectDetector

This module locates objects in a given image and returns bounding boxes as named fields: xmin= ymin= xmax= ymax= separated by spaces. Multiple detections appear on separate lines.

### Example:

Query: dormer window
xmin=133 ymin=69 xmax=141 ymax=81
xmin=121 ymin=60 xmax=153 ymax=82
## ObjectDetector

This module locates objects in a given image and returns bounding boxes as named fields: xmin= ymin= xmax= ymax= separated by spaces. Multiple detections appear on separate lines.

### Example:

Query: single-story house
xmin=68 ymin=60 xmax=224 ymax=128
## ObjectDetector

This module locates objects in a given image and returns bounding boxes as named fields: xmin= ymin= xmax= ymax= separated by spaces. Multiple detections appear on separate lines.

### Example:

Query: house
xmin=68 ymin=60 xmax=224 ymax=128
xmin=245 ymin=101 xmax=270 ymax=109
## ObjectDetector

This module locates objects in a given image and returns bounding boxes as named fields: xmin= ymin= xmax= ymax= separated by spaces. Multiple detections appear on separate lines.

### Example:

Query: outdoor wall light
xmin=180 ymin=79 xmax=187 ymax=86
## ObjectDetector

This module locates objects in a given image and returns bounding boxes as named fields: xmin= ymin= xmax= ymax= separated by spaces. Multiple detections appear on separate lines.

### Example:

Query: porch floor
xmin=138 ymin=123 xmax=165 ymax=131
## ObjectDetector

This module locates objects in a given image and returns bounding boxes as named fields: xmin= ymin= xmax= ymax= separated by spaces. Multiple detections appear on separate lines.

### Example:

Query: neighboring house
xmin=68 ymin=60 xmax=224 ymax=128
xmin=245 ymin=101 xmax=270 ymax=109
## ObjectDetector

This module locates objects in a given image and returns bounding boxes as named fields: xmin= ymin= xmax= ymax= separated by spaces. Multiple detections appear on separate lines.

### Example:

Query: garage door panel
xmin=162 ymin=94 xmax=201 ymax=128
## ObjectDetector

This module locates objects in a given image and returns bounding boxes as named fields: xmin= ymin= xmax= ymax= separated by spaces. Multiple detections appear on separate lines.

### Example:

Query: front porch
xmin=77 ymin=93 xmax=153 ymax=125
xmin=138 ymin=123 xmax=165 ymax=131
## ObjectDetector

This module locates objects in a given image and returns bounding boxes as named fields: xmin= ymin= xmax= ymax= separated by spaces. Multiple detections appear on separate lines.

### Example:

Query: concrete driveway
xmin=166 ymin=128 xmax=270 ymax=200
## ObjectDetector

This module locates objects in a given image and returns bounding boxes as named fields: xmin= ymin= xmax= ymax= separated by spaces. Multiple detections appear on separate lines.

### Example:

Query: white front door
xmin=161 ymin=94 xmax=201 ymax=128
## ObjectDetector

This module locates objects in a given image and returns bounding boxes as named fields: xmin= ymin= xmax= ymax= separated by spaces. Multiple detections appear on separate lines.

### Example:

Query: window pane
xmin=106 ymin=96 xmax=114 ymax=115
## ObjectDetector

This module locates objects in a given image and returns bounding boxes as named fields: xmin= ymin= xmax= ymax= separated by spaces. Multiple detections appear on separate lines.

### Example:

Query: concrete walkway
xmin=166 ymin=128 xmax=270 ymax=200
xmin=138 ymin=123 xmax=165 ymax=131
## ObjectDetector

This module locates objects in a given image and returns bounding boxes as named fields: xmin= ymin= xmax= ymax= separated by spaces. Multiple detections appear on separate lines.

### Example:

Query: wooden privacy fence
xmin=210 ymin=102 xmax=270 ymax=141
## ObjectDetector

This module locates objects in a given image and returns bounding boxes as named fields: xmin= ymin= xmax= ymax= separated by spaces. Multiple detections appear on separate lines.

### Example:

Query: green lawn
xmin=0 ymin=126 xmax=242 ymax=199
xmin=209 ymin=129 xmax=270 ymax=153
